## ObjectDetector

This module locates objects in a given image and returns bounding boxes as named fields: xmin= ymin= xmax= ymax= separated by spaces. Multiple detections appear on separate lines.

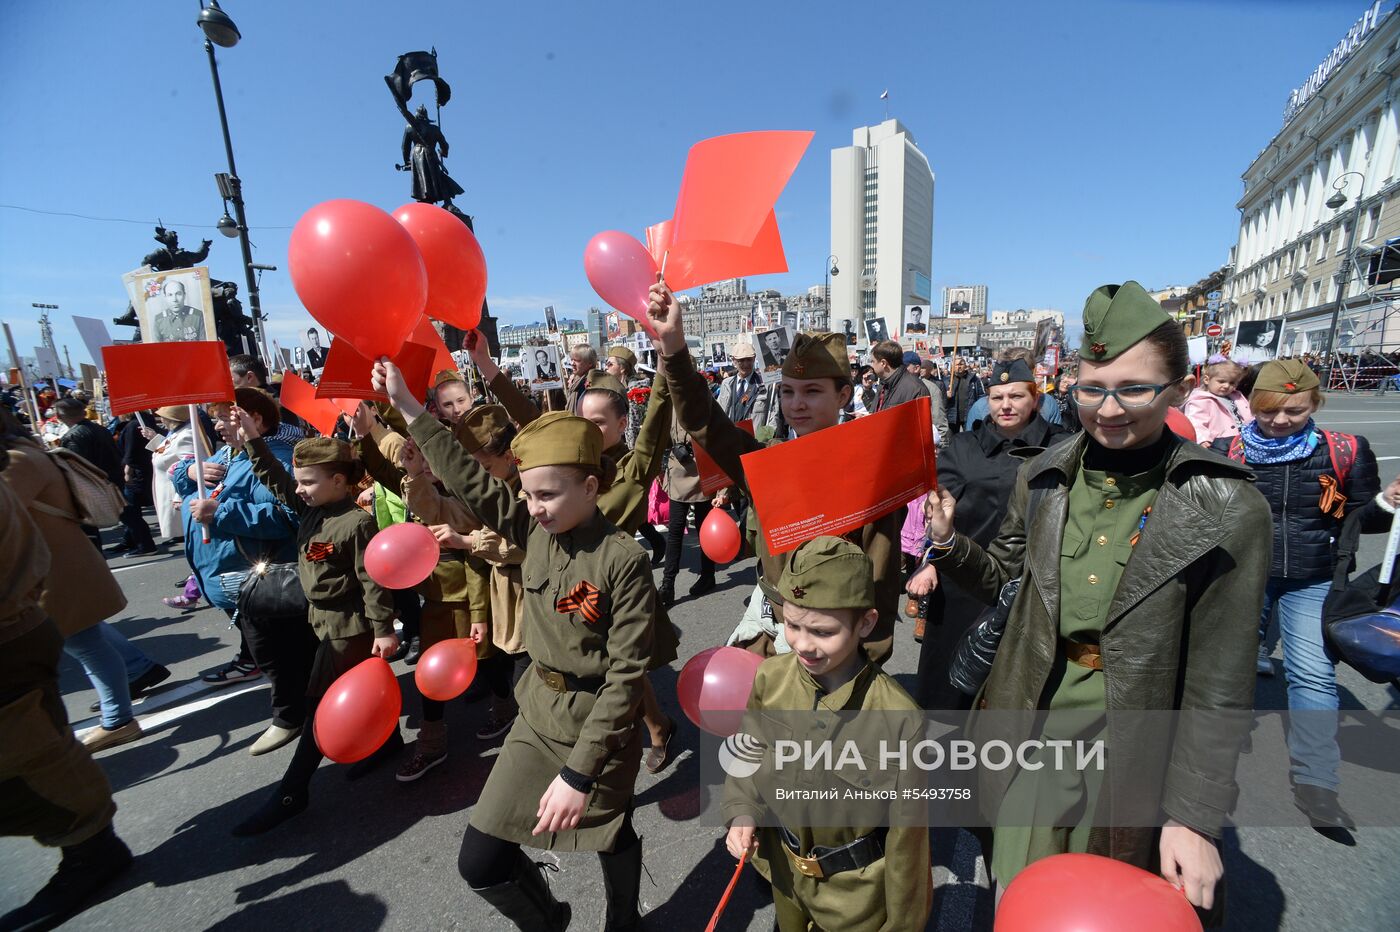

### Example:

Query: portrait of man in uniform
xmin=305 ymin=327 xmax=329 ymax=370
xmin=904 ymin=305 xmax=928 ymax=333
xmin=865 ymin=316 xmax=889 ymax=345
xmin=135 ymin=267 xmax=216 ymax=345
xmin=946 ymin=289 xmax=971 ymax=317
xmin=751 ymin=326 xmax=792 ymax=383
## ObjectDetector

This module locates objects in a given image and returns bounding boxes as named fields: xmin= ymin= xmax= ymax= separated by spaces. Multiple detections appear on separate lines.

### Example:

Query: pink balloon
xmin=996 ymin=853 xmax=1202 ymax=932
xmin=392 ymin=202 xmax=487 ymax=331
xmin=584 ymin=231 xmax=659 ymax=334
xmin=415 ymin=638 xmax=479 ymax=701
xmin=700 ymin=508 xmax=742 ymax=563
xmin=314 ymin=657 xmax=402 ymax=763
xmin=287 ymin=199 xmax=428 ymax=360
xmin=364 ymin=523 xmax=440 ymax=590
xmin=677 ymin=646 xmax=765 ymax=737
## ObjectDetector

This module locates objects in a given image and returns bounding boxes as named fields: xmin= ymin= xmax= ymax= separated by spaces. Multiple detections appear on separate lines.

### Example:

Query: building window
xmin=1338 ymin=222 xmax=1350 ymax=252
xmin=1311 ymin=280 xmax=1322 ymax=307
xmin=1366 ymin=204 xmax=1382 ymax=240
xmin=1319 ymin=229 xmax=1331 ymax=261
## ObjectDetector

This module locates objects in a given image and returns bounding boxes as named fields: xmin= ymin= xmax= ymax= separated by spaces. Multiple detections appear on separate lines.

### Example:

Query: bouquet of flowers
xmin=627 ymin=386 xmax=651 ymax=406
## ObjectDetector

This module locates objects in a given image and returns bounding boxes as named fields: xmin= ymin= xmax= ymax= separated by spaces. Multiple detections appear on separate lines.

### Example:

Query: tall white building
xmin=1221 ymin=1 xmax=1400 ymax=359
xmin=830 ymin=119 xmax=935 ymax=336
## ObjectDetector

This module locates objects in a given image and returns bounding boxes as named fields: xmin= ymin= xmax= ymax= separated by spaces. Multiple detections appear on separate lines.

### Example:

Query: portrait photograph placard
xmin=751 ymin=326 xmax=793 ymax=384
xmin=522 ymin=343 xmax=564 ymax=390
xmin=135 ymin=266 xmax=216 ymax=345
xmin=1232 ymin=318 xmax=1283 ymax=364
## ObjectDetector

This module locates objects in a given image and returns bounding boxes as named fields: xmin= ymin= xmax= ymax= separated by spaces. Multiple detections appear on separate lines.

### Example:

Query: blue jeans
xmin=63 ymin=623 xmax=154 ymax=729
xmin=1258 ymin=576 xmax=1340 ymax=790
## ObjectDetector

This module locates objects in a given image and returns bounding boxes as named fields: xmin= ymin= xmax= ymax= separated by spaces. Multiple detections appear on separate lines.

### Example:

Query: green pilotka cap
xmin=778 ymin=536 xmax=875 ymax=610
xmin=1253 ymin=358 xmax=1321 ymax=395
xmin=293 ymin=436 xmax=359 ymax=470
xmin=584 ymin=370 xmax=627 ymax=397
xmin=606 ymin=346 xmax=636 ymax=367
xmin=782 ymin=333 xmax=850 ymax=382
xmin=510 ymin=410 xmax=603 ymax=471
xmin=453 ymin=403 xmax=511 ymax=455
xmin=1079 ymin=281 xmax=1173 ymax=361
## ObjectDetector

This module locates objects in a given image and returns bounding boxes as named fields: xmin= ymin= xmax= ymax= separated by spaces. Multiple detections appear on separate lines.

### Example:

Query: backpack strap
xmin=1323 ymin=431 xmax=1357 ymax=487
xmin=1331 ymin=508 xmax=1368 ymax=593
xmin=1227 ymin=435 xmax=1246 ymax=464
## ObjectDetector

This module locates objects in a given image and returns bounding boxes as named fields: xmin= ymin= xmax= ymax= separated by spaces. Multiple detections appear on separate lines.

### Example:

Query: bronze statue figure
xmin=399 ymin=105 xmax=465 ymax=205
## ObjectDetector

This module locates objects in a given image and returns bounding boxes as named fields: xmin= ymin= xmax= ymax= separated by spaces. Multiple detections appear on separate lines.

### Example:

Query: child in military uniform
xmin=375 ymin=359 xmax=655 ymax=932
xmin=724 ymin=537 xmax=932 ymax=932
xmin=228 ymin=410 xmax=401 ymax=836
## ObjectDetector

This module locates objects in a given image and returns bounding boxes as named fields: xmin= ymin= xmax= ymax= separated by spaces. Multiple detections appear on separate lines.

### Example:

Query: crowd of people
xmin=2 ymin=279 xmax=1397 ymax=930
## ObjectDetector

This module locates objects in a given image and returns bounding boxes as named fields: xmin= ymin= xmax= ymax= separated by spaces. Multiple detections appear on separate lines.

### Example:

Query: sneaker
xmin=162 ymin=595 xmax=201 ymax=610
xmin=127 ymin=546 xmax=158 ymax=557
xmin=202 ymin=659 xmax=261 ymax=686
xmin=249 ymin=723 xmax=301 ymax=756
xmin=0 ymin=826 xmax=132 ymax=930
xmin=80 ymin=719 xmax=144 ymax=753
xmin=129 ymin=663 xmax=171 ymax=699
xmin=475 ymin=710 xmax=516 ymax=741
xmin=395 ymin=747 xmax=448 ymax=782
xmin=1256 ymin=646 xmax=1274 ymax=676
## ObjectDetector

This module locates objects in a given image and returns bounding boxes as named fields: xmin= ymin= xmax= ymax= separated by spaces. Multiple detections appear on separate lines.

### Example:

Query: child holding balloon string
xmin=226 ymin=407 xmax=401 ymax=837
xmin=722 ymin=536 xmax=932 ymax=932
xmin=374 ymin=358 xmax=654 ymax=932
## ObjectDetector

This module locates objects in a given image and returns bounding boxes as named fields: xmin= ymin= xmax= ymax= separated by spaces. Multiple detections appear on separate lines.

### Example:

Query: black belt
xmin=780 ymin=827 xmax=887 ymax=880
xmin=534 ymin=664 xmax=606 ymax=694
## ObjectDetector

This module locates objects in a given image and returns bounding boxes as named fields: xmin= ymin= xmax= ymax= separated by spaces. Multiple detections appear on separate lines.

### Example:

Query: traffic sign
xmin=1207 ymin=299 xmax=1221 ymax=310
xmin=1206 ymin=324 xmax=1224 ymax=337
xmin=1207 ymin=291 xmax=1222 ymax=300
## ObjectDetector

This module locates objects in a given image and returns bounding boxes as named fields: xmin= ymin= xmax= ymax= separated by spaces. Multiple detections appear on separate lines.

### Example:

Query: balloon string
xmin=705 ymin=848 xmax=749 ymax=932
xmin=661 ymin=248 xmax=670 ymax=278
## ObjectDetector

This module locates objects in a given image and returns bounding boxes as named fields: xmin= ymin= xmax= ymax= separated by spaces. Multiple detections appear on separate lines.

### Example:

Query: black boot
xmin=1294 ymin=783 xmax=1357 ymax=831
xmin=687 ymin=574 xmax=716 ymax=598
xmin=656 ymin=583 xmax=675 ymax=609
xmin=472 ymin=848 xmax=572 ymax=931
xmin=0 ymin=825 xmax=132 ymax=931
xmin=346 ymin=730 xmax=405 ymax=781
xmin=403 ymin=636 xmax=423 ymax=666
xmin=230 ymin=788 xmax=308 ymax=837
xmin=599 ymin=834 xmax=643 ymax=931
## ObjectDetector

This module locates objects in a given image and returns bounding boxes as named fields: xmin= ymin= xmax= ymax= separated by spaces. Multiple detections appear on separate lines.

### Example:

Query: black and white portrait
xmin=945 ymin=288 xmax=972 ymax=319
xmin=545 ymin=305 xmax=559 ymax=334
xmin=864 ymin=317 xmax=890 ymax=345
xmin=751 ymin=326 xmax=792 ymax=384
xmin=842 ymin=318 xmax=856 ymax=346
xmin=304 ymin=327 xmax=330 ymax=371
xmin=523 ymin=344 xmax=563 ymax=389
xmin=903 ymin=305 xmax=928 ymax=334
xmin=711 ymin=343 xmax=728 ymax=364
xmin=135 ymin=267 xmax=216 ymax=344
xmin=1233 ymin=319 xmax=1282 ymax=364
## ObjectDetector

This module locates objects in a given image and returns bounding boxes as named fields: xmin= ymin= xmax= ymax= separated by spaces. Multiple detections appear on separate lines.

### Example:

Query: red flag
xmin=101 ymin=342 xmax=234 ymax=415
xmin=648 ymin=211 xmax=788 ymax=292
xmin=670 ymin=131 xmax=813 ymax=249
xmin=409 ymin=315 xmax=458 ymax=380
xmin=695 ymin=420 xmax=753 ymax=495
xmin=278 ymin=371 xmax=345 ymax=436
xmin=740 ymin=398 xmax=934 ymax=555
xmin=315 ymin=339 xmax=435 ymax=402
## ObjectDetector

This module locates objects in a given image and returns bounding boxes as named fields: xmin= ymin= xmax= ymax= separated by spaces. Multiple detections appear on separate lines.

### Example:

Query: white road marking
xmin=110 ymin=556 xmax=181 ymax=574
xmin=74 ymin=679 xmax=266 ymax=733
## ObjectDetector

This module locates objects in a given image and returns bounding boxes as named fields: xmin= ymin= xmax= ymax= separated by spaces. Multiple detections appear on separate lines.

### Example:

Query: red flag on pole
xmin=278 ymin=371 xmax=345 ymax=436
xmin=647 ymin=211 xmax=788 ymax=292
xmin=315 ymin=339 xmax=434 ymax=402
xmin=101 ymin=342 xmax=234 ymax=415
xmin=669 ymin=131 xmax=813 ymax=249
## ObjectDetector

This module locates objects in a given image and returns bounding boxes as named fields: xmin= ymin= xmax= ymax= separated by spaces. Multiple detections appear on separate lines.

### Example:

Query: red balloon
xmin=1165 ymin=407 xmax=1197 ymax=442
xmin=393 ymin=203 xmax=487 ymax=331
xmin=314 ymin=657 xmax=403 ymax=763
xmin=288 ymin=199 xmax=427 ymax=360
xmin=996 ymin=853 xmax=1202 ymax=932
xmin=364 ymin=523 xmax=440 ymax=590
xmin=677 ymin=646 xmax=766 ymax=736
xmin=699 ymin=508 xmax=742 ymax=563
xmin=415 ymin=638 xmax=479 ymax=701
xmin=584 ymin=231 xmax=659 ymax=335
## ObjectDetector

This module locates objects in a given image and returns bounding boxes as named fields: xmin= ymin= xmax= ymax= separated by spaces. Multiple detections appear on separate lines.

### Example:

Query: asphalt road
xmin=4 ymin=396 xmax=1399 ymax=930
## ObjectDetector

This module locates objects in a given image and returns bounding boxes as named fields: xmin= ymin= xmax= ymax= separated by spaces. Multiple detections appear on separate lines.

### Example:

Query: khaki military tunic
xmin=247 ymin=439 xmax=394 ymax=694
xmin=991 ymin=457 xmax=1165 ymax=886
xmin=723 ymin=652 xmax=932 ymax=932
xmin=491 ymin=369 xmax=681 ymax=668
xmin=408 ymin=412 xmax=655 ymax=851
xmin=661 ymin=348 xmax=900 ymax=663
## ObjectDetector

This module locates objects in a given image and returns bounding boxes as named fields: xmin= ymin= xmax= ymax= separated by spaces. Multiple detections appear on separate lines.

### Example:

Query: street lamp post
xmin=197 ymin=1 xmax=268 ymax=363
xmin=1322 ymin=171 xmax=1368 ymax=385
xmin=825 ymin=254 xmax=839 ymax=334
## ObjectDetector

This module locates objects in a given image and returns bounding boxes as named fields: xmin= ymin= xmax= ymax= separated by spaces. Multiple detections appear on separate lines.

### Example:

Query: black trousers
xmin=637 ymin=521 xmax=665 ymax=556
xmin=118 ymin=483 xmax=155 ymax=551
xmin=393 ymin=587 xmax=421 ymax=641
xmin=241 ymin=613 xmax=318 ymax=729
xmin=662 ymin=498 xmax=714 ymax=588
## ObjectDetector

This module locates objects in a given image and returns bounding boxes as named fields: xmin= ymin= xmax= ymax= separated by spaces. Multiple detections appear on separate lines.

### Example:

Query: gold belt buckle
xmin=784 ymin=843 xmax=825 ymax=879
xmin=540 ymin=669 xmax=567 ymax=692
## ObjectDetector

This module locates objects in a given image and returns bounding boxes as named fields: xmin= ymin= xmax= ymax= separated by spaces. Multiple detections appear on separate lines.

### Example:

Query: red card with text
xmin=278 ymin=371 xmax=344 ymax=436
xmin=740 ymin=397 xmax=934 ymax=555
xmin=315 ymin=339 xmax=434 ymax=402
xmin=101 ymin=342 xmax=234 ymax=415
xmin=695 ymin=419 xmax=753 ymax=495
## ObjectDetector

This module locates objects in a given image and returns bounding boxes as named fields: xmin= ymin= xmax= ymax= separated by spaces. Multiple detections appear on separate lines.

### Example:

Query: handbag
xmin=1321 ymin=509 xmax=1400 ymax=684
xmin=233 ymin=538 xmax=308 ymax=621
xmin=948 ymin=577 xmax=1021 ymax=696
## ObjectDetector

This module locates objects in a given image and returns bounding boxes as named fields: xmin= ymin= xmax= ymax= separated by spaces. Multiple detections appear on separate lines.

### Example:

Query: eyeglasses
xmin=1071 ymin=378 xmax=1183 ymax=408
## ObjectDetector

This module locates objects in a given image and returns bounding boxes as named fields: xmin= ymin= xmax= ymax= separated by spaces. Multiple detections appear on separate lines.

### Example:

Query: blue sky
xmin=0 ymin=0 xmax=1372 ymax=368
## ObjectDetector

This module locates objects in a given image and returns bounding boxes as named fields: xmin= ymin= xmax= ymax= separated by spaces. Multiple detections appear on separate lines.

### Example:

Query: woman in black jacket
xmin=909 ymin=358 xmax=1069 ymax=710
xmin=1213 ymin=359 xmax=1386 ymax=831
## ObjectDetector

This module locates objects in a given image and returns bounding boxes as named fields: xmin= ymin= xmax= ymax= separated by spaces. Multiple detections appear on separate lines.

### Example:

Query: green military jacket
xmin=407 ymin=411 xmax=655 ymax=779
xmin=246 ymin=438 xmax=394 ymax=640
xmin=723 ymin=651 xmax=931 ymax=932
xmin=661 ymin=347 xmax=899 ymax=663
